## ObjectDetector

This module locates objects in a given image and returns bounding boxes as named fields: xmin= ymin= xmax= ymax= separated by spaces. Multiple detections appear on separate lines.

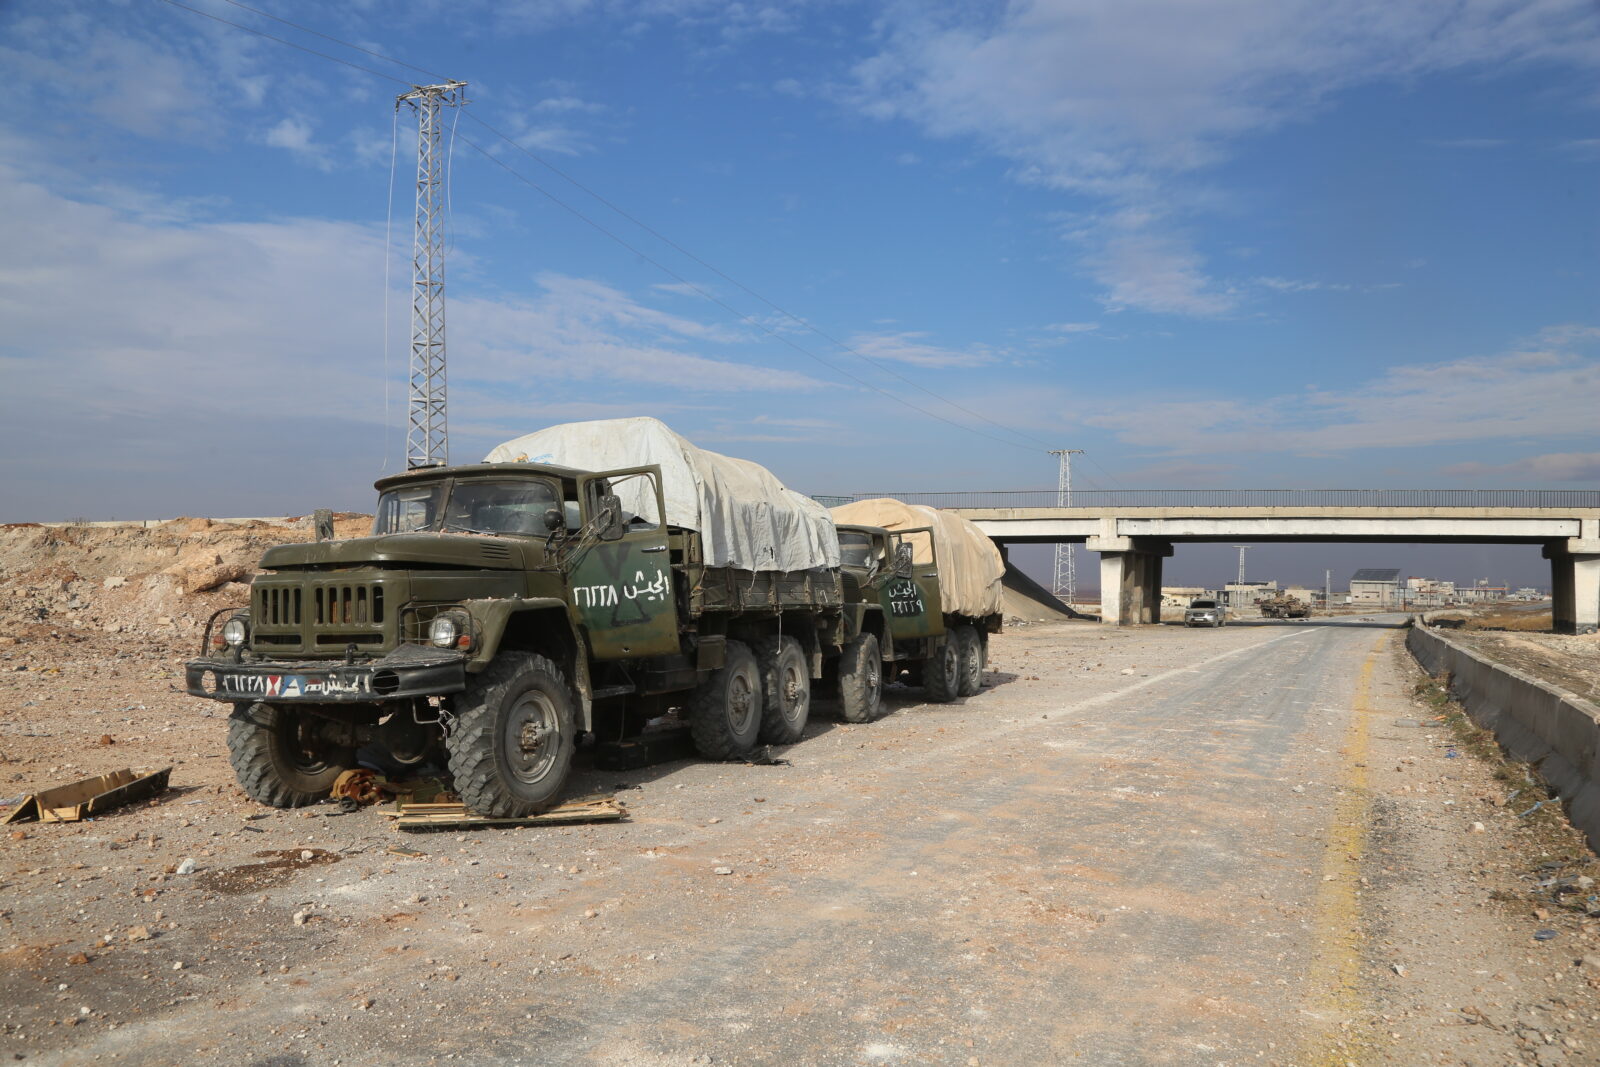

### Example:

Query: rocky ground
xmin=4 ymin=524 xmax=1600 ymax=1065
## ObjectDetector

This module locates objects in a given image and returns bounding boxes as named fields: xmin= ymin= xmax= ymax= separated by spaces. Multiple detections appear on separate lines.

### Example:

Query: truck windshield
xmin=838 ymin=532 xmax=876 ymax=569
xmin=372 ymin=478 xmax=560 ymax=536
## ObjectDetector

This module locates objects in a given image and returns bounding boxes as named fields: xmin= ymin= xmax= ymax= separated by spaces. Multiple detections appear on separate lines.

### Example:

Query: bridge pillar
xmin=1088 ymin=537 xmax=1172 ymax=626
xmin=1547 ymin=544 xmax=1600 ymax=634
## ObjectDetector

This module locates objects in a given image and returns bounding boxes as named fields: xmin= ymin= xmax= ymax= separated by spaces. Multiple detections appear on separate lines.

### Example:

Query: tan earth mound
xmin=0 ymin=514 xmax=371 ymax=644
xmin=1000 ymin=560 xmax=1090 ymax=625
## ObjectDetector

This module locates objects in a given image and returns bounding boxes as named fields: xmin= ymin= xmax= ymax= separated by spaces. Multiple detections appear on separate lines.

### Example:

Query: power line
xmin=457 ymin=134 xmax=1044 ymax=453
xmin=216 ymin=0 xmax=449 ymax=81
xmin=153 ymin=0 xmax=414 ymax=86
xmin=151 ymin=0 xmax=1055 ymax=454
xmin=460 ymin=111 xmax=1052 ymax=451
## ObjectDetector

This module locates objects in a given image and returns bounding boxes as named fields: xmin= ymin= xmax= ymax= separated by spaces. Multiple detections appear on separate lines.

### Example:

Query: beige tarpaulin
xmin=830 ymin=498 xmax=1005 ymax=618
xmin=485 ymin=417 xmax=839 ymax=573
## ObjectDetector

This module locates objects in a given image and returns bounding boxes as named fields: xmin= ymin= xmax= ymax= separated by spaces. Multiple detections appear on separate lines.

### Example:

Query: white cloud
xmin=263 ymin=117 xmax=334 ymax=170
xmin=0 ymin=166 xmax=828 ymax=511
xmin=853 ymin=0 xmax=1600 ymax=315
xmin=1079 ymin=325 xmax=1600 ymax=455
xmin=1443 ymin=452 xmax=1600 ymax=483
xmin=846 ymin=331 xmax=996 ymax=368
xmin=1045 ymin=322 xmax=1099 ymax=334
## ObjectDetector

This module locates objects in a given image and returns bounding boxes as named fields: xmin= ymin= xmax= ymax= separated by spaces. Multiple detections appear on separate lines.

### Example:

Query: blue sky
xmin=2 ymin=0 xmax=1596 ymax=588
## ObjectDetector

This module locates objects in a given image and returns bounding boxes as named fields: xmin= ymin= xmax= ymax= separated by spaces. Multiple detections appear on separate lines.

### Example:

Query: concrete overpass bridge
xmin=831 ymin=490 xmax=1600 ymax=633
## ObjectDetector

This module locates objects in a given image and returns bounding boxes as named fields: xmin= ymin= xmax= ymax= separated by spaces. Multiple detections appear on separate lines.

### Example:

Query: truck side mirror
xmin=893 ymin=542 xmax=913 ymax=578
xmin=544 ymin=508 xmax=564 ymax=532
xmin=598 ymin=493 xmax=625 ymax=541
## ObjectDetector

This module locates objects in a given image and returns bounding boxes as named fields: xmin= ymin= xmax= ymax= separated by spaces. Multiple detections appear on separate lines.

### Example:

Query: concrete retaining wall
xmin=1407 ymin=623 xmax=1600 ymax=852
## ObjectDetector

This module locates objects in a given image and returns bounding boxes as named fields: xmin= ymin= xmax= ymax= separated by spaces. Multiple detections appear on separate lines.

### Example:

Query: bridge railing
xmin=816 ymin=489 xmax=1600 ymax=509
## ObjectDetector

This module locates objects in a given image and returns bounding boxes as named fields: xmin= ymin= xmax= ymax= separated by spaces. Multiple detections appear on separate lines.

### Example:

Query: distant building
xmin=1350 ymin=568 xmax=1401 ymax=606
xmin=1225 ymin=580 xmax=1276 ymax=609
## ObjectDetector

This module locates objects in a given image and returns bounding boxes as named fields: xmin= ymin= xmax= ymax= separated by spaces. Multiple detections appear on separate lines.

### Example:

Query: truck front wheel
xmin=228 ymin=702 xmax=353 ymax=808
xmin=923 ymin=636 xmax=960 ymax=704
xmin=447 ymin=652 xmax=576 ymax=817
xmin=836 ymin=633 xmax=883 ymax=724
xmin=953 ymin=626 xmax=985 ymax=697
xmin=756 ymin=635 xmax=810 ymax=745
xmin=689 ymin=640 xmax=762 ymax=759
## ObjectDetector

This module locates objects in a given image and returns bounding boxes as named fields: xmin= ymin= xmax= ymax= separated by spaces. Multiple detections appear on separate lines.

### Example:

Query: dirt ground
xmin=1441 ymin=628 xmax=1600 ymax=705
xmin=5 ymin=524 xmax=1600 ymax=1064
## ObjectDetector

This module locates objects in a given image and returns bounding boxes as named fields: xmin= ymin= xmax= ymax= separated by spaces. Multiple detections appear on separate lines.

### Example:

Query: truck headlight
xmin=429 ymin=614 xmax=460 ymax=648
xmin=222 ymin=617 xmax=249 ymax=647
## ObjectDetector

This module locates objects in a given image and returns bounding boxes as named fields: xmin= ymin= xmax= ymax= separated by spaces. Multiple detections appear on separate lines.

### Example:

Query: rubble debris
xmin=2 ymin=766 xmax=172 ymax=824
xmin=389 ymin=792 xmax=626 ymax=831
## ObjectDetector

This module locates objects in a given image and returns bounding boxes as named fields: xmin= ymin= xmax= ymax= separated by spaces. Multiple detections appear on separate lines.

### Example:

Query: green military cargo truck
xmin=827 ymin=512 xmax=1004 ymax=722
xmin=186 ymin=422 xmax=845 ymax=818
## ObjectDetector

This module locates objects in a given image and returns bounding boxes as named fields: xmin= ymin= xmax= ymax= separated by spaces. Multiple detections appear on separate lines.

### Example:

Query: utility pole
xmin=399 ymin=81 xmax=468 ymax=469
xmin=1325 ymin=568 xmax=1331 ymax=607
xmin=1230 ymin=545 xmax=1250 ymax=611
xmin=1050 ymin=450 xmax=1085 ymax=605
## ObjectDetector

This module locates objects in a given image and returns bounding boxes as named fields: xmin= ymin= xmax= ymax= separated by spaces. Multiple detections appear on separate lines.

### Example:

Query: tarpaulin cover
xmin=485 ymin=418 xmax=839 ymax=573
xmin=830 ymin=498 xmax=1005 ymax=618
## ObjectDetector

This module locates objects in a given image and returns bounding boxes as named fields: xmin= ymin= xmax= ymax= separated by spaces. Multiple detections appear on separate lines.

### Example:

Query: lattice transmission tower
xmin=1050 ymin=450 xmax=1084 ymax=603
xmin=399 ymin=81 xmax=468 ymax=469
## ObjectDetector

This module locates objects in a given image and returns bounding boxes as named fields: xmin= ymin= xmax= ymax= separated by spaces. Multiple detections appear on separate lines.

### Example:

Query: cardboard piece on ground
xmin=389 ymin=792 xmax=626 ymax=831
xmin=3 ymin=767 xmax=173 ymax=824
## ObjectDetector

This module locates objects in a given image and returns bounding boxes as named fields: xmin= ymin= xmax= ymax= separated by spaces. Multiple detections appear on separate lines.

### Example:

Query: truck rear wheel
xmin=447 ymin=652 xmax=576 ymax=817
xmin=228 ymin=702 xmax=353 ymax=808
xmin=756 ymin=635 xmax=810 ymax=745
xmin=954 ymin=626 xmax=984 ymax=697
xmin=923 ymin=636 xmax=960 ymax=704
xmin=836 ymin=633 xmax=883 ymax=724
xmin=689 ymin=640 xmax=762 ymax=759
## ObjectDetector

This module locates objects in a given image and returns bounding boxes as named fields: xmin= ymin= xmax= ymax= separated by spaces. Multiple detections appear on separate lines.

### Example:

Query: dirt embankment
xmin=0 ymin=516 xmax=371 ymax=647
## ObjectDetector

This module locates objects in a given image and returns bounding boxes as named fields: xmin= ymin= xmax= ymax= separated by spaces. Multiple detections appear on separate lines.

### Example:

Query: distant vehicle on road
xmin=1184 ymin=598 xmax=1228 ymax=627
xmin=1259 ymin=592 xmax=1311 ymax=619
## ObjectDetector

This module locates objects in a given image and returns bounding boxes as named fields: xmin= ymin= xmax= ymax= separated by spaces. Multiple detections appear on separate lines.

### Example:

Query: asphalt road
xmin=11 ymin=616 xmax=1492 ymax=1065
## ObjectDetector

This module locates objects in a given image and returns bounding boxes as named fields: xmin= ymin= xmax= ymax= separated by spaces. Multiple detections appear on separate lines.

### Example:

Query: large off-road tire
xmin=446 ymin=652 xmax=576 ymax=817
xmin=954 ymin=625 xmax=985 ymax=697
xmin=227 ymin=702 xmax=353 ymax=808
xmin=836 ymin=633 xmax=883 ymax=724
xmin=922 ymin=636 xmax=960 ymax=704
xmin=689 ymin=640 xmax=762 ymax=759
xmin=755 ymin=635 xmax=810 ymax=745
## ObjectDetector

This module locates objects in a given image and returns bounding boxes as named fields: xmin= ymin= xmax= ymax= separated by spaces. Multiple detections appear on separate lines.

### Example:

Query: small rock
xmin=174 ymin=858 xmax=196 ymax=876
xmin=292 ymin=910 xmax=309 ymax=926
xmin=1119 ymin=667 xmax=1136 ymax=675
xmin=707 ymin=817 xmax=721 ymax=824
xmin=1292 ymin=785 xmax=1306 ymax=794
xmin=126 ymin=926 xmax=153 ymax=943
xmin=9 ymin=830 xmax=27 ymax=841
xmin=712 ymin=867 xmax=733 ymax=876
xmin=103 ymin=577 xmax=126 ymax=589
xmin=172 ymin=961 xmax=184 ymax=970
xmin=1577 ymin=955 xmax=1600 ymax=972
xmin=1534 ymin=929 xmax=1560 ymax=941
xmin=1392 ymin=963 xmax=1407 ymax=977
xmin=1470 ymin=821 xmax=1485 ymax=833
xmin=356 ymin=998 xmax=373 ymax=1011
xmin=300 ymin=850 xmax=314 ymax=861
xmin=583 ymin=909 xmax=598 ymax=919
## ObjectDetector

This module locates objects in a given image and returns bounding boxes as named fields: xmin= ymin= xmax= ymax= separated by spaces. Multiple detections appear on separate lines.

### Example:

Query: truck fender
xmin=462 ymin=598 xmax=594 ymax=732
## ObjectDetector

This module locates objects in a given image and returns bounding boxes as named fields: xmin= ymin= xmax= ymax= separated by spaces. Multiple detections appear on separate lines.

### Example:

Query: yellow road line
xmin=1300 ymin=633 xmax=1388 ymax=1066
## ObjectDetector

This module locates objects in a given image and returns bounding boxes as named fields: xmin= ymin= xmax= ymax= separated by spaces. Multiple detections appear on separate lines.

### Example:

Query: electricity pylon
xmin=399 ymin=81 xmax=467 ymax=469
xmin=1050 ymin=450 xmax=1084 ymax=603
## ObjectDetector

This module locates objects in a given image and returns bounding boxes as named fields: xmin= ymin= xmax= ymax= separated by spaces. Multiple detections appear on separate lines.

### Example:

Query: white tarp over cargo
xmin=485 ymin=417 xmax=839 ymax=573
xmin=830 ymin=498 xmax=1005 ymax=618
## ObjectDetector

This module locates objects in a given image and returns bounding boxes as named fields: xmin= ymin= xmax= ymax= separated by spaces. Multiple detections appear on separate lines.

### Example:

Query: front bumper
xmin=186 ymin=644 xmax=467 ymax=703
xmin=1184 ymin=613 xmax=1218 ymax=626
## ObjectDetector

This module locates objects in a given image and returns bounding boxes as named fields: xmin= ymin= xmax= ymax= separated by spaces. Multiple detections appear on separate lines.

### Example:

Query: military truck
xmin=185 ymin=419 xmax=843 ymax=817
xmin=829 ymin=499 xmax=1005 ymax=720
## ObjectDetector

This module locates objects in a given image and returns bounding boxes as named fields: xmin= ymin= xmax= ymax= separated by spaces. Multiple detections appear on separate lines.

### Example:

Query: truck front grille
xmin=314 ymin=584 xmax=385 ymax=627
